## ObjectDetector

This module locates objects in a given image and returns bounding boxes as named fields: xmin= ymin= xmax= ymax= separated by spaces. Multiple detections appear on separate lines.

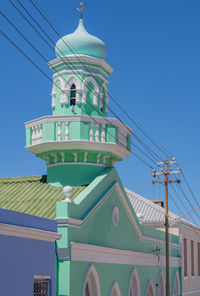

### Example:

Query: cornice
xmin=0 ymin=223 xmax=61 ymax=242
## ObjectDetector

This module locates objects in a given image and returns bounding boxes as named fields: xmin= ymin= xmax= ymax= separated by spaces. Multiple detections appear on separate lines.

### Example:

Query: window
xmin=129 ymin=269 xmax=140 ymax=296
xmin=191 ymin=240 xmax=194 ymax=276
xmin=198 ymin=242 xmax=200 ymax=276
xmin=70 ymin=83 xmax=76 ymax=106
xmin=146 ymin=280 xmax=155 ymax=296
xmin=157 ymin=271 xmax=165 ymax=296
xmin=184 ymin=238 xmax=187 ymax=276
xmin=84 ymin=282 xmax=90 ymax=296
xmin=111 ymin=282 xmax=121 ymax=296
xmin=34 ymin=279 xmax=49 ymax=296
xmin=83 ymin=265 xmax=100 ymax=296
xmin=173 ymin=271 xmax=180 ymax=296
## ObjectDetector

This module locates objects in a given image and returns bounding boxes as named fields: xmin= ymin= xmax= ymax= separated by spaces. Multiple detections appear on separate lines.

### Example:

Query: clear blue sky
xmin=1 ymin=0 xmax=200 ymax=223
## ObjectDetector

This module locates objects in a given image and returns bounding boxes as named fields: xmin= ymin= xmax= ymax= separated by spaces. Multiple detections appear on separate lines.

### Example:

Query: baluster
xmin=101 ymin=123 xmax=105 ymax=143
xmin=57 ymin=122 xmax=62 ymax=141
xmin=73 ymin=153 xmax=78 ymax=162
xmin=97 ymin=153 xmax=101 ymax=164
xmin=39 ymin=125 xmax=42 ymax=143
xmin=84 ymin=152 xmax=88 ymax=163
xmin=95 ymin=123 xmax=99 ymax=142
xmin=35 ymin=125 xmax=39 ymax=144
xmin=89 ymin=122 xmax=93 ymax=141
xmin=60 ymin=152 xmax=65 ymax=163
xmin=51 ymin=92 xmax=55 ymax=108
xmin=65 ymin=121 xmax=69 ymax=141
xmin=32 ymin=126 xmax=36 ymax=145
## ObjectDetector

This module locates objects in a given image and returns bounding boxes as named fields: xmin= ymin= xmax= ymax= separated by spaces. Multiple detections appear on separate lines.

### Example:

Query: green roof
xmin=0 ymin=175 xmax=86 ymax=219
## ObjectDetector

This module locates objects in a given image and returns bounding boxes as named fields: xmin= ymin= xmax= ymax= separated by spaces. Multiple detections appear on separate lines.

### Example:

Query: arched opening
xmin=129 ymin=268 xmax=140 ymax=296
xmin=157 ymin=271 xmax=165 ymax=296
xmin=82 ymin=265 xmax=100 ymax=296
xmin=173 ymin=270 xmax=180 ymax=296
xmin=111 ymin=282 xmax=121 ymax=296
xmin=70 ymin=83 xmax=76 ymax=106
xmin=145 ymin=280 xmax=155 ymax=296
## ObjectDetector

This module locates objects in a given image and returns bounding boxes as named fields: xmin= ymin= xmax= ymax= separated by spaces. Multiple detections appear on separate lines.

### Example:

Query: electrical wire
xmin=0 ymin=26 xmax=155 ymax=169
xmin=0 ymin=8 xmax=158 ymax=167
xmin=9 ymin=0 xmax=162 ymax=164
xmin=29 ymin=0 xmax=168 ymax=160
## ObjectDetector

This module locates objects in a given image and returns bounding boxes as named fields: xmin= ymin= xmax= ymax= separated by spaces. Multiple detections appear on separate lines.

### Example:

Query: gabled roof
xmin=125 ymin=188 xmax=196 ymax=228
xmin=0 ymin=176 xmax=85 ymax=219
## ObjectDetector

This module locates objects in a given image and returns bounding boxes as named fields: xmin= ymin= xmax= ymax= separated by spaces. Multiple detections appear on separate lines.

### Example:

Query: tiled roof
xmin=0 ymin=175 xmax=85 ymax=219
xmin=125 ymin=188 xmax=179 ymax=224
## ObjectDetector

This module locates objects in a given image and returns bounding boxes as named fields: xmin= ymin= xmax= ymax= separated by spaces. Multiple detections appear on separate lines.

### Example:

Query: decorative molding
xmin=145 ymin=280 xmax=156 ymax=296
xmin=49 ymin=54 xmax=113 ymax=76
xmin=173 ymin=270 xmax=180 ymax=296
xmin=70 ymin=242 xmax=181 ymax=267
xmin=0 ymin=223 xmax=61 ymax=242
xmin=183 ymin=289 xmax=200 ymax=295
xmin=129 ymin=268 xmax=140 ymax=296
xmin=27 ymin=141 xmax=131 ymax=160
xmin=56 ymin=183 xmax=179 ymax=248
xmin=82 ymin=264 xmax=101 ymax=296
xmin=112 ymin=206 xmax=119 ymax=226
xmin=110 ymin=281 xmax=121 ymax=296
xmin=34 ymin=275 xmax=51 ymax=280
xmin=157 ymin=270 xmax=165 ymax=296
xmin=82 ymin=76 xmax=99 ymax=106
xmin=47 ymin=162 xmax=106 ymax=168
xmin=25 ymin=115 xmax=132 ymax=134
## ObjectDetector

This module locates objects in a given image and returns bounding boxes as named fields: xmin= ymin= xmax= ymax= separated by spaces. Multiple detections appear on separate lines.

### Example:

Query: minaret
xmin=25 ymin=17 xmax=132 ymax=187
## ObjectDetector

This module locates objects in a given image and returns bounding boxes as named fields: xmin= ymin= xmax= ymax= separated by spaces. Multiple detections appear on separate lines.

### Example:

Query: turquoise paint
xmin=47 ymin=164 xmax=105 ymax=187
xmin=107 ymin=125 xmax=118 ymax=143
xmin=70 ymin=262 xmax=179 ymax=296
xmin=55 ymin=19 xmax=106 ymax=60
xmin=56 ymin=167 xmax=180 ymax=296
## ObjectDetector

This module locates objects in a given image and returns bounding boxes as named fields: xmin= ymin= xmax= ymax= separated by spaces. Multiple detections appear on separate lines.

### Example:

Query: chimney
xmin=151 ymin=200 xmax=164 ymax=208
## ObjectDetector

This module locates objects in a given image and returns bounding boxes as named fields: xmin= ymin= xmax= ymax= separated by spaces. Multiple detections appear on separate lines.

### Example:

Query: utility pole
xmin=152 ymin=158 xmax=180 ymax=296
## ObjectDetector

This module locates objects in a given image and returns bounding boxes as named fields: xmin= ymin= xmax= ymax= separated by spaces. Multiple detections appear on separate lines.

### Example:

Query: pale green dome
xmin=55 ymin=19 xmax=106 ymax=60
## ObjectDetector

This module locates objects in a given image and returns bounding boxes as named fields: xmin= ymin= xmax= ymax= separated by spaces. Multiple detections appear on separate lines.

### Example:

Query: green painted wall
xmin=56 ymin=168 xmax=181 ymax=296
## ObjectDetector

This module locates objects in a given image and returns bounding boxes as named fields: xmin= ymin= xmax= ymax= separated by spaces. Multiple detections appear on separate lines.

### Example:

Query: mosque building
xmin=0 ymin=11 xmax=181 ymax=296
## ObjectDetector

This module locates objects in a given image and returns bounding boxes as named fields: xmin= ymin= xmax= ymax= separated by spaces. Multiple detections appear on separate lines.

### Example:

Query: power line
xmin=0 ymin=26 xmax=154 ymax=169
xmin=29 ymin=0 xmax=169 ymax=159
xmin=1 ymin=6 xmax=158 ymax=166
xmin=10 ymin=0 xmax=163 ymax=164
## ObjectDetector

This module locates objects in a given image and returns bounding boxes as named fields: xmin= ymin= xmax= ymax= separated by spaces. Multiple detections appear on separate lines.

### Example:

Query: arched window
xmin=129 ymin=269 xmax=140 ymax=296
xmin=111 ymin=282 xmax=121 ymax=296
xmin=83 ymin=265 xmax=100 ymax=296
xmin=157 ymin=271 xmax=165 ymax=296
xmin=70 ymin=83 xmax=76 ymax=106
xmin=173 ymin=270 xmax=180 ymax=296
xmin=145 ymin=280 xmax=155 ymax=296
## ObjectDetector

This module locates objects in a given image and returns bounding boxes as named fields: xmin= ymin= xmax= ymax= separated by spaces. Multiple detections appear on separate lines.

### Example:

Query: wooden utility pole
xmin=152 ymin=158 xmax=180 ymax=296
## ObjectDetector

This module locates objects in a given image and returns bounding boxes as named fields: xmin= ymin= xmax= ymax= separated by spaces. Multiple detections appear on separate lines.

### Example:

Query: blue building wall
xmin=0 ymin=208 xmax=58 ymax=296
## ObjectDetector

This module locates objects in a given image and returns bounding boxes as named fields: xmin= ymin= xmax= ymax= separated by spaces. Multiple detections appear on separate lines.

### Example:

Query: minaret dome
xmin=55 ymin=19 xmax=106 ymax=60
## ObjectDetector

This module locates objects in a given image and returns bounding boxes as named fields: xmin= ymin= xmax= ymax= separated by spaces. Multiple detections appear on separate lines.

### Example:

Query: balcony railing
xmin=25 ymin=115 xmax=132 ymax=152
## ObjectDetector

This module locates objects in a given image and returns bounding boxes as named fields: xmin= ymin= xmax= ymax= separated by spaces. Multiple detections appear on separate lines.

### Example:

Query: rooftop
xmin=0 ymin=176 xmax=85 ymax=219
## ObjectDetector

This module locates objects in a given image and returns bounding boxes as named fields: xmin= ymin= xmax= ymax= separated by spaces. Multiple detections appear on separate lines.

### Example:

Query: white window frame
xmin=110 ymin=281 xmax=121 ymax=296
xmin=82 ymin=264 xmax=101 ymax=296
xmin=129 ymin=268 xmax=140 ymax=296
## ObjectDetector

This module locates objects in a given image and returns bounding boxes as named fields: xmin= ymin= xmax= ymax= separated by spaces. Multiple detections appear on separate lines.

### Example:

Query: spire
xmin=76 ymin=1 xmax=86 ymax=20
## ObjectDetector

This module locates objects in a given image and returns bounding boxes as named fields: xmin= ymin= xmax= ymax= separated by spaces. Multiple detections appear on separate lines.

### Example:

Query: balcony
xmin=25 ymin=115 xmax=132 ymax=159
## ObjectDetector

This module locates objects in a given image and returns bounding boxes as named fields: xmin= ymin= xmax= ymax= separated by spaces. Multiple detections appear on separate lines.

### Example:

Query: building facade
xmin=0 ymin=15 xmax=183 ymax=296
xmin=0 ymin=208 xmax=60 ymax=295
xmin=127 ymin=188 xmax=200 ymax=296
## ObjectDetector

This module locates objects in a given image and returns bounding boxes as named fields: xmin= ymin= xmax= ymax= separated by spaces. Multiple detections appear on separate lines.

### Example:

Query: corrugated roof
xmin=125 ymin=188 xmax=179 ymax=224
xmin=0 ymin=175 xmax=85 ymax=219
